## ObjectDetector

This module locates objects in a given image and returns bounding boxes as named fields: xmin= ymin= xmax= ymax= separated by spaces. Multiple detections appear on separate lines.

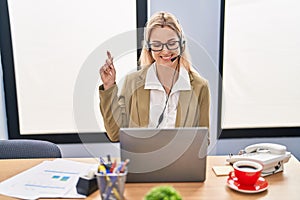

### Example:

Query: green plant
xmin=144 ymin=185 xmax=182 ymax=200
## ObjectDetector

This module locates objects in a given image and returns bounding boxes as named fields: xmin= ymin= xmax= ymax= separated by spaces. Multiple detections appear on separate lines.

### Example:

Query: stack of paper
xmin=0 ymin=159 xmax=98 ymax=199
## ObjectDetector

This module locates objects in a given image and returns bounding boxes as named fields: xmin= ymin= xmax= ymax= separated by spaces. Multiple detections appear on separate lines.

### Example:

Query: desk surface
xmin=0 ymin=156 xmax=299 ymax=200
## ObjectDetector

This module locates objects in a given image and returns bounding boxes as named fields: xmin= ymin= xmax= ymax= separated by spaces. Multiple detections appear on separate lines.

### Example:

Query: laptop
xmin=119 ymin=127 xmax=208 ymax=182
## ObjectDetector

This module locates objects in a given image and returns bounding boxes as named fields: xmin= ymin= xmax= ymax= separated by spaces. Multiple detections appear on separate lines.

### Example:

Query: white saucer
xmin=227 ymin=175 xmax=268 ymax=193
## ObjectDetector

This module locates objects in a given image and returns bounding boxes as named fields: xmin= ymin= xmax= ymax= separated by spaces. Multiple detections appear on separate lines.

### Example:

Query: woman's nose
xmin=161 ymin=44 xmax=169 ymax=51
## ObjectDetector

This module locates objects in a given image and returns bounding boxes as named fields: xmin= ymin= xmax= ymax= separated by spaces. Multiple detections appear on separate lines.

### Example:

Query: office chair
xmin=0 ymin=139 xmax=62 ymax=159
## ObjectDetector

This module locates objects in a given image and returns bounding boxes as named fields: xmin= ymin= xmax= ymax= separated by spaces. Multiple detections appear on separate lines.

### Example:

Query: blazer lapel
xmin=175 ymin=90 xmax=194 ymax=126
xmin=175 ymin=72 xmax=194 ymax=127
xmin=135 ymin=68 xmax=150 ymax=127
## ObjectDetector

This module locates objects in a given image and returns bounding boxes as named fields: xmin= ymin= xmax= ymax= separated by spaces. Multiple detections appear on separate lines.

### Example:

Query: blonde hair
xmin=139 ymin=11 xmax=192 ymax=71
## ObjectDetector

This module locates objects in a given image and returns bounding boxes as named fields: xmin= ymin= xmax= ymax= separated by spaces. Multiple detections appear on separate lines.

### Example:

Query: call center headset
xmin=143 ymin=13 xmax=186 ymax=127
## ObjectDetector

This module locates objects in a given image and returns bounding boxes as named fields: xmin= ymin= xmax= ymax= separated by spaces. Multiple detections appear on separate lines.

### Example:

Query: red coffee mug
xmin=229 ymin=160 xmax=263 ymax=186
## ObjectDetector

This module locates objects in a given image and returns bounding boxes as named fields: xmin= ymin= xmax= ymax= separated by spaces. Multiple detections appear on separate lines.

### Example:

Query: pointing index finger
xmin=107 ymin=51 xmax=112 ymax=60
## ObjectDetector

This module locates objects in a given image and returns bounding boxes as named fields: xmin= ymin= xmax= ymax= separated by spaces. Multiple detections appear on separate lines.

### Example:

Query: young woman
xmin=99 ymin=11 xmax=210 ymax=142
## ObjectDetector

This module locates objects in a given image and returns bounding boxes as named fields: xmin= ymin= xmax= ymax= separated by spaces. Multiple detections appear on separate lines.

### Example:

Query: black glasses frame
xmin=147 ymin=41 xmax=181 ymax=52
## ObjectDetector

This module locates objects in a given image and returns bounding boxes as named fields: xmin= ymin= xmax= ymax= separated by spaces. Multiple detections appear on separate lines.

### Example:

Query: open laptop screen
xmin=120 ymin=127 xmax=208 ymax=182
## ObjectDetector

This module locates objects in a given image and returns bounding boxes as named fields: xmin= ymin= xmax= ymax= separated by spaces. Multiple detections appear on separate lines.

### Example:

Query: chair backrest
xmin=0 ymin=139 xmax=62 ymax=159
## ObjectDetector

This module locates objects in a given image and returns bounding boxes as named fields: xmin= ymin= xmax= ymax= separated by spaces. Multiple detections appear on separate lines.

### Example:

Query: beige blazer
xmin=99 ymin=65 xmax=210 ymax=142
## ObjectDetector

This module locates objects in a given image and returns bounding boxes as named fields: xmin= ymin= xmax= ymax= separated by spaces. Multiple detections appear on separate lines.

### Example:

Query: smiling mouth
xmin=160 ymin=55 xmax=173 ymax=61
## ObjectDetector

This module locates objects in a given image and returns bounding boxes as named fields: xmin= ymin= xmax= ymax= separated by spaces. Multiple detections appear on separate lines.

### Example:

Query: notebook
xmin=119 ymin=127 xmax=208 ymax=182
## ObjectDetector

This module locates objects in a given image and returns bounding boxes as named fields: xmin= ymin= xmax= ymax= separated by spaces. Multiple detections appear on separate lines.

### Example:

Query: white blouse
xmin=144 ymin=63 xmax=191 ymax=128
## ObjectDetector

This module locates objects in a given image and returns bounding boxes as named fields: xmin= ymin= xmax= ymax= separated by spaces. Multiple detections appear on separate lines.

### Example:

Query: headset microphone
xmin=170 ymin=55 xmax=180 ymax=62
xmin=170 ymin=40 xmax=184 ymax=62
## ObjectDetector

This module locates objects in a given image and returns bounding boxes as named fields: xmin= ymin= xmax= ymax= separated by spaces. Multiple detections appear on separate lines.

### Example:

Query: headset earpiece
xmin=182 ymin=39 xmax=186 ymax=47
xmin=179 ymin=37 xmax=186 ymax=55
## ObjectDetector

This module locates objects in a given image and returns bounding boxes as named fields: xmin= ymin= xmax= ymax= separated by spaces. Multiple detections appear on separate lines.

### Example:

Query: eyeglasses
xmin=148 ymin=41 xmax=180 ymax=52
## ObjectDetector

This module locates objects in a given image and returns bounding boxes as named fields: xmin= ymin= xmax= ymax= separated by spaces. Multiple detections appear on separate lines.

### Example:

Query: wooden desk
xmin=0 ymin=156 xmax=299 ymax=200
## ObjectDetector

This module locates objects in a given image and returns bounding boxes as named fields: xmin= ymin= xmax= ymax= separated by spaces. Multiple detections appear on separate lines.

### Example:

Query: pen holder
xmin=95 ymin=170 xmax=127 ymax=200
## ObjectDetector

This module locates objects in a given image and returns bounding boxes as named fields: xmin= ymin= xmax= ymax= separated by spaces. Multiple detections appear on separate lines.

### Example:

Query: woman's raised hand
xmin=99 ymin=51 xmax=116 ymax=90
